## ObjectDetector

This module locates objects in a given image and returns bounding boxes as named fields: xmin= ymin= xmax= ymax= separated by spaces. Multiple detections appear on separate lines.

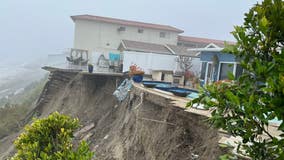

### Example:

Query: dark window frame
xmin=117 ymin=26 xmax=126 ymax=31
xmin=219 ymin=62 xmax=234 ymax=80
xmin=160 ymin=32 xmax=166 ymax=38
xmin=138 ymin=28 xmax=144 ymax=33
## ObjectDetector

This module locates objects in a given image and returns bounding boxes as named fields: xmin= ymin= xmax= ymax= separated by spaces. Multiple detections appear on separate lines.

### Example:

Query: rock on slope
xmin=4 ymin=70 xmax=224 ymax=159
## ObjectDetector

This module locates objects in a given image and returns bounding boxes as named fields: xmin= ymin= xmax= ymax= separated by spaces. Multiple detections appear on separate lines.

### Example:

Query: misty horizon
xmin=0 ymin=0 xmax=260 ymax=63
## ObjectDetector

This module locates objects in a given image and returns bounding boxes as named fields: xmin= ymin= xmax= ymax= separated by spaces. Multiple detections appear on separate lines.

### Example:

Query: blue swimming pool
xmin=187 ymin=92 xmax=199 ymax=99
xmin=142 ymin=81 xmax=171 ymax=88
xmin=156 ymin=86 xmax=198 ymax=98
xmin=142 ymin=81 xmax=199 ymax=98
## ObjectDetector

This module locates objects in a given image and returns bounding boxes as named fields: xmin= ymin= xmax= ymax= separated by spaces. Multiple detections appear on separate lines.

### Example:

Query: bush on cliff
xmin=11 ymin=112 xmax=94 ymax=160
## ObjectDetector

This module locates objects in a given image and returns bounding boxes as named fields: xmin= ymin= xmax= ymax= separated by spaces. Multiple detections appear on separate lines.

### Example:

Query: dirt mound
xmin=2 ymin=70 xmax=223 ymax=159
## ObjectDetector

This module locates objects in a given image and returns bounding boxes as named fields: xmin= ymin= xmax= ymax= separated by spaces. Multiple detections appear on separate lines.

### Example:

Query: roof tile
xmin=121 ymin=40 xmax=173 ymax=55
xmin=178 ymin=35 xmax=235 ymax=47
xmin=166 ymin=44 xmax=199 ymax=57
xmin=71 ymin=15 xmax=184 ymax=33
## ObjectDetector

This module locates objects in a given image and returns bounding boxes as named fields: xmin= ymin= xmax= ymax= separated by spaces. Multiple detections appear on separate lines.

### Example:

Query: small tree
xmin=176 ymin=55 xmax=193 ymax=72
xmin=190 ymin=0 xmax=284 ymax=159
xmin=11 ymin=112 xmax=94 ymax=160
xmin=176 ymin=55 xmax=193 ymax=85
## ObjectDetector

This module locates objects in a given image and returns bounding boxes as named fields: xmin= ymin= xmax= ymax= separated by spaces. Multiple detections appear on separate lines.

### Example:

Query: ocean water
xmin=0 ymin=64 xmax=30 ymax=86
xmin=0 ymin=57 xmax=48 ymax=98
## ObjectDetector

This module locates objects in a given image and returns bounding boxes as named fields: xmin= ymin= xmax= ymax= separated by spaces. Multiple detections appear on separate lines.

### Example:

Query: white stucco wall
xmin=123 ymin=51 xmax=177 ymax=74
xmin=152 ymin=71 xmax=173 ymax=83
xmin=123 ymin=51 xmax=201 ymax=75
xmin=191 ymin=57 xmax=201 ymax=75
xmin=73 ymin=20 xmax=178 ymax=58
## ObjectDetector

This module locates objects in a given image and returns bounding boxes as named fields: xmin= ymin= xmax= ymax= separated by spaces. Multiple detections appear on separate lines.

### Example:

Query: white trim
xmin=187 ymin=48 xmax=224 ymax=52
xmin=204 ymin=63 xmax=208 ymax=84
xmin=195 ymin=52 xmax=201 ymax=57
xmin=233 ymin=62 xmax=237 ymax=76
xmin=200 ymin=61 xmax=211 ymax=77
xmin=185 ymin=45 xmax=223 ymax=57
xmin=205 ymin=43 xmax=221 ymax=49
xmin=164 ymin=44 xmax=176 ymax=55
xmin=204 ymin=62 xmax=213 ymax=85
xmin=120 ymin=40 xmax=127 ymax=49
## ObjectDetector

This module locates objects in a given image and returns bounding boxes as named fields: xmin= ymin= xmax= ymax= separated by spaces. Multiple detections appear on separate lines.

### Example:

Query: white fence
xmin=123 ymin=51 xmax=201 ymax=74
xmin=122 ymin=51 xmax=176 ymax=74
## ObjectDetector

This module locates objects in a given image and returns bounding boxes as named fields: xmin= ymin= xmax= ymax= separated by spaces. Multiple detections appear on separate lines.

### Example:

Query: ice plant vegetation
xmin=190 ymin=0 xmax=284 ymax=159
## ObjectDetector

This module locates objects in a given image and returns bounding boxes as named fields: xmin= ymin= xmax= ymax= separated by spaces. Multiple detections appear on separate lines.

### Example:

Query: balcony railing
xmin=66 ymin=48 xmax=89 ymax=66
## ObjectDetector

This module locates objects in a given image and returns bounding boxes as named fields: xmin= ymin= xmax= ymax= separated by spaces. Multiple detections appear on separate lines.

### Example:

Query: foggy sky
xmin=0 ymin=0 xmax=259 ymax=62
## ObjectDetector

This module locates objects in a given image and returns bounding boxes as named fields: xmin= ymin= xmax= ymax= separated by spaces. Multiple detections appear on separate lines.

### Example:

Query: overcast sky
xmin=0 ymin=0 xmax=259 ymax=61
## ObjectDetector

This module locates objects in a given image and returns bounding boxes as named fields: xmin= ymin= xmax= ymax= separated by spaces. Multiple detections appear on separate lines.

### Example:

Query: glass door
xmin=205 ymin=63 xmax=213 ymax=84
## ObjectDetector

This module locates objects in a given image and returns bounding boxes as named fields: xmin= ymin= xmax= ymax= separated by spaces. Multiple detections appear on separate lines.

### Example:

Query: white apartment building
xmin=70 ymin=14 xmax=233 ymax=75
xmin=71 ymin=15 xmax=184 ymax=56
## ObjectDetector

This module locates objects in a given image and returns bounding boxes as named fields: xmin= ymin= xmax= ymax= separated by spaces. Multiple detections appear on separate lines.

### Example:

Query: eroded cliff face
xmin=2 ymin=70 xmax=223 ymax=160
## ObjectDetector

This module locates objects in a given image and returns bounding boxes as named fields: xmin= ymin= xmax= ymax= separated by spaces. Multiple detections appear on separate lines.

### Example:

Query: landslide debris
xmin=1 ymin=70 xmax=223 ymax=159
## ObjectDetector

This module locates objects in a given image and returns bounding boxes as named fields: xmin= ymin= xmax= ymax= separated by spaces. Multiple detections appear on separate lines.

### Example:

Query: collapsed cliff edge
xmin=1 ymin=67 xmax=225 ymax=160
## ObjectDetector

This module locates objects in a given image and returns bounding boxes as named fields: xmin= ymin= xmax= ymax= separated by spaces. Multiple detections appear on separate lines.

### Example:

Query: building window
xmin=235 ymin=64 xmax=243 ymax=79
xmin=160 ymin=32 xmax=166 ymax=38
xmin=117 ymin=26 xmax=126 ymax=31
xmin=200 ymin=62 xmax=207 ymax=80
xmin=206 ymin=63 xmax=214 ymax=84
xmin=173 ymin=78 xmax=180 ymax=84
xmin=138 ymin=28 xmax=144 ymax=33
xmin=219 ymin=63 xmax=234 ymax=80
xmin=161 ymin=73 xmax=165 ymax=81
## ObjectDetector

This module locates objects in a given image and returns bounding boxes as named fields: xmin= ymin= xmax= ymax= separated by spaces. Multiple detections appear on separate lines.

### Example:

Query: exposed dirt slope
xmin=2 ymin=70 xmax=223 ymax=159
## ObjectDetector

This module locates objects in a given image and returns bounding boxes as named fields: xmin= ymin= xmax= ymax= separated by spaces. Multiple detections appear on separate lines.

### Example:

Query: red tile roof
xmin=71 ymin=15 xmax=184 ymax=33
xmin=178 ymin=35 xmax=235 ymax=47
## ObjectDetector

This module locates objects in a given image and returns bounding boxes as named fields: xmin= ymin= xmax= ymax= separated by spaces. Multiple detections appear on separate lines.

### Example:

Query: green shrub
xmin=11 ymin=112 xmax=94 ymax=160
xmin=190 ymin=0 xmax=284 ymax=159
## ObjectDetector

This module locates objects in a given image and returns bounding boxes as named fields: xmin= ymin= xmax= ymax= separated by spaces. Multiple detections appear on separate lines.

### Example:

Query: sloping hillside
xmin=1 ymin=69 xmax=223 ymax=160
